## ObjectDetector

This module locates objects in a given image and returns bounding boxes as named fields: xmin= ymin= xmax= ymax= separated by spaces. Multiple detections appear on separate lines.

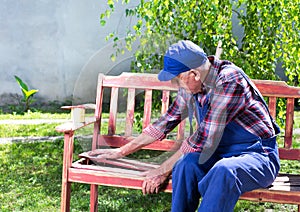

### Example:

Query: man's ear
xmin=193 ymin=70 xmax=201 ymax=81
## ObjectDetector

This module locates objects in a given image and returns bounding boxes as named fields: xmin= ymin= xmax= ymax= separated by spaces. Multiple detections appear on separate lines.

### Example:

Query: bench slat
xmin=98 ymin=135 xmax=178 ymax=151
xmin=285 ymin=98 xmax=295 ymax=148
xmin=102 ymin=73 xmax=178 ymax=91
xmin=278 ymin=148 xmax=300 ymax=160
xmin=125 ymin=88 xmax=136 ymax=136
xmin=161 ymin=90 xmax=170 ymax=114
xmin=108 ymin=87 xmax=119 ymax=135
xmin=95 ymin=74 xmax=105 ymax=119
xmin=268 ymin=97 xmax=277 ymax=118
xmin=143 ymin=89 xmax=153 ymax=129
xmin=240 ymin=189 xmax=300 ymax=205
xmin=253 ymin=79 xmax=300 ymax=98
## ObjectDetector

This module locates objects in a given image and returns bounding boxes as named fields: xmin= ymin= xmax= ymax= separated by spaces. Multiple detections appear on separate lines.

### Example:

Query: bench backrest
xmin=94 ymin=72 xmax=300 ymax=161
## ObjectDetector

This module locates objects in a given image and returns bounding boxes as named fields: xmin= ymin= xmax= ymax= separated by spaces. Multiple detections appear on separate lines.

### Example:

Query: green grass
xmin=0 ymin=140 xmax=299 ymax=212
xmin=0 ymin=124 xmax=62 ymax=137
xmin=0 ymin=112 xmax=299 ymax=211
xmin=0 ymin=140 xmax=172 ymax=212
xmin=0 ymin=111 xmax=70 ymax=120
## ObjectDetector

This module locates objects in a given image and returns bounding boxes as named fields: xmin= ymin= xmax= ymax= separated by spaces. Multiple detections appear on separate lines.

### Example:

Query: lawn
xmin=0 ymin=112 xmax=299 ymax=211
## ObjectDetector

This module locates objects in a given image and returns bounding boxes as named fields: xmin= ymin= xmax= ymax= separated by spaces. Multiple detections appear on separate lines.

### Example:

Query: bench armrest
xmin=56 ymin=117 xmax=98 ymax=133
xmin=61 ymin=103 xmax=96 ymax=110
xmin=57 ymin=103 xmax=97 ymax=133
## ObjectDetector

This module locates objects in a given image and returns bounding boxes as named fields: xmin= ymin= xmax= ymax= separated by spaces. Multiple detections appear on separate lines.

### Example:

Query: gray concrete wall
xmin=0 ymin=0 xmax=137 ymax=106
xmin=1 ymin=1 xmax=247 ymax=106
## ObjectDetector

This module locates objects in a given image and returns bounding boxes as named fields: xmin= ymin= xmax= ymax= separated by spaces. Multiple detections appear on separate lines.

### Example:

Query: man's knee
xmin=209 ymin=158 xmax=237 ymax=181
xmin=172 ymin=152 xmax=201 ymax=177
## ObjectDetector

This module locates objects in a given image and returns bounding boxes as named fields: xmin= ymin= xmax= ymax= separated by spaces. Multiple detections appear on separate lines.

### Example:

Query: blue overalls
xmin=171 ymin=67 xmax=280 ymax=212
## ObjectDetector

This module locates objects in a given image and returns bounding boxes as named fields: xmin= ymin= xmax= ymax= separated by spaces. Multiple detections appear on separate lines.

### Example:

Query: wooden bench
xmin=56 ymin=72 xmax=300 ymax=212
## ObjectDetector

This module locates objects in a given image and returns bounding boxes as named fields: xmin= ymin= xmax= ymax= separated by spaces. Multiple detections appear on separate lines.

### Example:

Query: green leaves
xmin=14 ymin=75 xmax=28 ymax=93
xmin=100 ymin=20 xmax=106 ymax=26
xmin=14 ymin=75 xmax=39 ymax=101
xmin=98 ymin=0 xmax=300 ymax=126
xmin=14 ymin=75 xmax=39 ymax=112
xmin=237 ymin=0 xmax=300 ymax=83
xmin=100 ymin=0 xmax=299 ymax=85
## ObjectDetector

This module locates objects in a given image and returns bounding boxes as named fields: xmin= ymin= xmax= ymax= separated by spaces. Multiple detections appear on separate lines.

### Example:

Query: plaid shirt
xmin=143 ymin=56 xmax=275 ymax=153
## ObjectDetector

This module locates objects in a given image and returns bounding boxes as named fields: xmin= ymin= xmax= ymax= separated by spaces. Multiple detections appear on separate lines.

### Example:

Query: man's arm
xmin=87 ymin=133 xmax=156 ymax=159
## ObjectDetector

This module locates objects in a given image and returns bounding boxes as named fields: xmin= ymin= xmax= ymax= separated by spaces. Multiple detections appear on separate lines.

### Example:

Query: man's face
xmin=175 ymin=70 xmax=203 ymax=94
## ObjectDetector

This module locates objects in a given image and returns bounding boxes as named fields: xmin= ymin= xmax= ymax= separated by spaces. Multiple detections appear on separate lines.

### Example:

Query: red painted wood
xmin=108 ymin=87 xmax=119 ymax=135
xmin=253 ymin=79 xmax=300 ymax=98
xmin=279 ymin=148 xmax=300 ymax=160
xmin=92 ymin=120 xmax=100 ymax=151
xmin=55 ymin=117 xmax=97 ymax=133
xmin=143 ymin=89 xmax=152 ymax=129
xmin=90 ymin=185 xmax=98 ymax=212
xmin=240 ymin=189 xmax=300 ymax=205
xmin=268 ymin=97 xmax=277 ymax=119
xmin=102 ymin=73 xmax=178 ymax=91
xmin=95 ymin=74 xmax=104 ymax=119
xmin=98 ymin=135 xmax=177 ymax=151
xmin=285 ymin=98 xmax=294 ymax=149
xmin=161 ymin=90 xmax=170 ymax=114
xmin=76 ymin=157 xmax=160 ymax=171
xmin=125 ymin=88 xmax=135 ymax=137
xmin=61 ymin=132 xmax=74 ymax=212
xmin=72 ymin=159 xmax=147 ymax=175
xmin=68 ymin=167 xmax=173 ymax=192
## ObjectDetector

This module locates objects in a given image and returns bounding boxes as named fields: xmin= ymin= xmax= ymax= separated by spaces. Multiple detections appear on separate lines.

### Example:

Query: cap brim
xmin=158 ymin=69 xmax=177 ymax=81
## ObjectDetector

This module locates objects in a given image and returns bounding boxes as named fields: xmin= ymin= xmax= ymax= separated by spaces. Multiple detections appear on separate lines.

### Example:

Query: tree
xmin=100 ymin=0 xmax=299 ymax=85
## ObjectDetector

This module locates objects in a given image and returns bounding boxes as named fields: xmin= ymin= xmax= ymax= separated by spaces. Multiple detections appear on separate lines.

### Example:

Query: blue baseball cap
xmin=158 ymin=40 xmax=207 ymax=81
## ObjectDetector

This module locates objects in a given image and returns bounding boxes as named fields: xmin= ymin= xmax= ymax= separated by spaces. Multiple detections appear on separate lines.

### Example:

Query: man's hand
xmin=141 ymin=149 xmax=182 ymax=194
xmin=86 ymin=148 xmax=123 ymax=160
xmin=141 ymin=167 xmax=171 ymax=195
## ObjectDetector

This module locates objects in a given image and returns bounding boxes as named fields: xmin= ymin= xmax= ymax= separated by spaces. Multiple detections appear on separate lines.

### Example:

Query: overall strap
xmin=188 ymin=97 xmax=195 ymax=135
xmin=224 ymin=64 xmax=280 ymax=135
xmin=188 ymin=93 xmax=208 ymax=135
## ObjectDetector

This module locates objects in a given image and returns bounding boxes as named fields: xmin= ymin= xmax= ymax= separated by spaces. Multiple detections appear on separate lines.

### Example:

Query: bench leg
xmin=61 ymin=132 xmax=74 ymax=212
xmin=90 ymin=184 xmax=98 ymax=212
xmin=61 ymin=181 xmax=71 ymax=212
xmin=298 ymin=205 xmax=300 ymax=212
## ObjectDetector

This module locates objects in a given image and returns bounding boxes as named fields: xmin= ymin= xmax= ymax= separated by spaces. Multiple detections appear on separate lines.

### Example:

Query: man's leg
xmin=171 ymin=152 xmax=219 ymax=212
xmin=197 ymin=152 xmax=279 ymax=212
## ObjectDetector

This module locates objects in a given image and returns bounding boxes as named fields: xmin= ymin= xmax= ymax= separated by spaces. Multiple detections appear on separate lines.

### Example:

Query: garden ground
xmin=0 ymin=112 xmax=299 ymax=211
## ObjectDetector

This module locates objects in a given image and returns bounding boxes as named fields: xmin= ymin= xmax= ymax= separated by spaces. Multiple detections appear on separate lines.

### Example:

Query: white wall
xmin=0 ymin=1 xmax=247 ymax=106
xmin=0 ymin=0 xmax=138 ymax=105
